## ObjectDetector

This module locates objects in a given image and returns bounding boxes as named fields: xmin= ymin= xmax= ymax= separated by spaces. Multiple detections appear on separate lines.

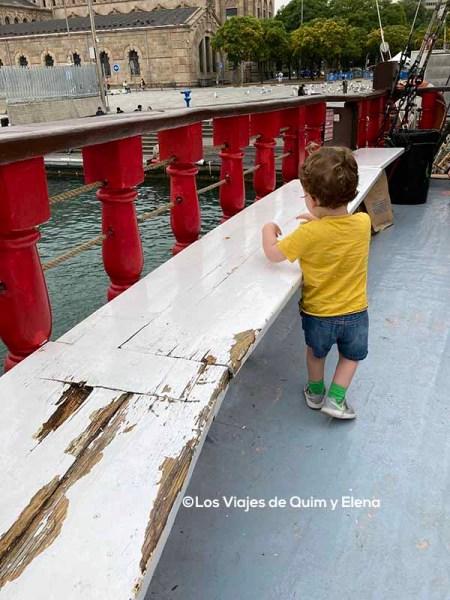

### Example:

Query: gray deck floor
xmin=146 ymin=181 xmax=450 ymax=600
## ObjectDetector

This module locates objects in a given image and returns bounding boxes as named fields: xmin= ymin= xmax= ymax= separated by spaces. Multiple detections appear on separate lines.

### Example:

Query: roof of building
xmin=0 ymin=6 xmax=199 ymax=37
xmin=0 ymin=0 xmax=44 ymax=9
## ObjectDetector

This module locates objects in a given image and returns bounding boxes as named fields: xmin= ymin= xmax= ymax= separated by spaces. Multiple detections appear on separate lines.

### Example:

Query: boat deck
xmin=146 ymin=180 xmax=450 ymax=600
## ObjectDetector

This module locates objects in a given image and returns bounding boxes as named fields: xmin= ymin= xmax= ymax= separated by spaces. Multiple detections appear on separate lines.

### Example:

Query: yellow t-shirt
xmin=277 ymin=213 xmax=371 ymax=317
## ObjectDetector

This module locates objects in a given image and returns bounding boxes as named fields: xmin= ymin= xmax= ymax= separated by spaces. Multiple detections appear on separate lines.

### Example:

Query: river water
xmin=0 ymin=177 xmax=254 ymax=373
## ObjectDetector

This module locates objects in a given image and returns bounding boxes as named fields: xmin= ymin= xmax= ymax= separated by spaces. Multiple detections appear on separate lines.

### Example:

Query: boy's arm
xmin=262 ymin=223 xmax=287 ymax=263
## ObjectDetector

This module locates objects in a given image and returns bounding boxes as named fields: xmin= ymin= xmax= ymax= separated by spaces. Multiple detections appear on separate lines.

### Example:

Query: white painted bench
xmin=0 ymin=147 xmax=403 ymax=599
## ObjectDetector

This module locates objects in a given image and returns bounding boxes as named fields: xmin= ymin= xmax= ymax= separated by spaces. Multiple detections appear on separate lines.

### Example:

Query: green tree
xmin=291 ymin=18 xmax=351 ymax=68
xmin=276 ymin=0 xmax=330 ymax=32
xmin=379 ymin=0 xmax=407 ymax=27
xmin=255 ymin=19 xmax=290 ymax=80
xmin=329 ymin=0 xmax=379 ymax=31
xmin=398 ymin=0 xmax=428 ymax=29
xmin=367 ymin=25 xmax=410 ymax=59
xmin=212 ymin=16 xmax=263 ymax=83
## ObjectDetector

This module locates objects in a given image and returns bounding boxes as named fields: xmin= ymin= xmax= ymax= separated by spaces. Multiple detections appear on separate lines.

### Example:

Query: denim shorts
xmin=301 ymin=310 xmax=369 ymax=361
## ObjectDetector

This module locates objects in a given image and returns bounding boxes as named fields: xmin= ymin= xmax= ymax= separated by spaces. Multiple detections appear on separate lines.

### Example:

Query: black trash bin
xmin=386 ymin=129 xmax=441 ymax=204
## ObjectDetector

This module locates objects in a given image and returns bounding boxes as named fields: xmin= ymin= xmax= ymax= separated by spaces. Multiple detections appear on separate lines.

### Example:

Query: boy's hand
xmin=262 ymin=222 xmax=286 ymax=263
xmin=296 ymin=212 xmax=319 ymax=222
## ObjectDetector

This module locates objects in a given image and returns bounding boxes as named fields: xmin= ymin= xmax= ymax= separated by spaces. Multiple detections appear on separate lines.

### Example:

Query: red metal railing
xmin=0 ymin=88 xmax=441 ymax=371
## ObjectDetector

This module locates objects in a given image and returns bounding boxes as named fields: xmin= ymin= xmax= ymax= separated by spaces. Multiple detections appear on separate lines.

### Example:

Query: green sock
xmin=308 ymin=380 xmax=325 ymax=395
xmin=328 ymin=383 xmax=347 ymax=406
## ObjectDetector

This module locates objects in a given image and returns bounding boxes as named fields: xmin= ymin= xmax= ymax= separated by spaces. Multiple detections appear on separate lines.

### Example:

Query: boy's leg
xmin=321 ymin=354 xmax=358 ymax=420
xmin=304 ymin=346 xmax=326 ymax=409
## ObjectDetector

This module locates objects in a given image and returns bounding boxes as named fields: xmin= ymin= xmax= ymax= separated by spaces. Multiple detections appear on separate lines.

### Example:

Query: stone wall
xmin=7 ymin=95 xmax=101 ymax=124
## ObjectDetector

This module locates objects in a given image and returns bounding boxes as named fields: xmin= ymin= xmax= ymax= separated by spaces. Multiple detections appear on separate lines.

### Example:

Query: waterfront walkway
xmin=146 ymin=180 xmax=450 ymax=600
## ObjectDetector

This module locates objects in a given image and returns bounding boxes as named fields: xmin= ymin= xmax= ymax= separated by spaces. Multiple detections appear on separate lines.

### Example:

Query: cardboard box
xmin=362 ymin=170 xmax=394 ymax=232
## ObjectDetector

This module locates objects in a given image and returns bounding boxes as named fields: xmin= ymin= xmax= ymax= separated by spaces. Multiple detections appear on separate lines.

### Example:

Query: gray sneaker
xmin=320 ymin=396 xmax=356 ymax=420
xmin=303 ymin=385 xmax=325 ymax=410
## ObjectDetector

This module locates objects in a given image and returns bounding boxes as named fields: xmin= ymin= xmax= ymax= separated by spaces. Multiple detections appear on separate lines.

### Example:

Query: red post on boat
xmin=158 ymin=123 xmax=203 ymax=254
xmin=305 ymin=102 xmax=326 ymax=151
xmin=366 ymin=97 xmax=383 ymax=147
xmin=251 ymin=111 xmax=281 ymax=200
xmin=356 ymin=99 xmax=369 ymax=148
xmin=213 ymin=115 xmax=250 ymax=221
xmin=0 ymin=157 xmax=52 ymax=371
xmin=419 ymin=89 xmax=440 ymax=130
xmin=281 ymin=107 xmax=306 ymax=183
xmin=82 ymin=136 xmax=145 ymax=301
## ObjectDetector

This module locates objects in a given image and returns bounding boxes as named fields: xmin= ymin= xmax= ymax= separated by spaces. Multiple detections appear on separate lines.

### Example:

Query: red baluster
xmin=82 ymin=136 xmax=144 ymax=301
xmin=158 ymin=123 xmax=203 ymax=254
xmin=0 ymin=157 xmax=52 ymax=371
xmin=213 ymin=115 xmax=249 ymax=221
xmin=305 ymin=102 xmax=326 ymax=151
xmin=251 ymin=111 xmax=281 ymax=200
xmin=280 ymin=107 xmax=306 ymax=183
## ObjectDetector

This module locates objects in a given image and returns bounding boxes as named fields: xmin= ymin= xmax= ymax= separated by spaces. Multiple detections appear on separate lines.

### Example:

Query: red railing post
xmin=251 ymin=111 xmax=281 ymax=200
xmin=0 ymin=157 xmax=52 ymax=371
xmin=281 ymin=107 xmax=306 ymax=183
xmin=305 ymin=102 xmax=326 ymax=151
xmin=82 ymin=136 xmax=145 ymax=301
xmin=158 ymin=123 xmax=203 ymax=254
xmin=213 ymin=115 xmax=250 ymax=221
xmin=420 ymin=89 xmax=440 ymax=130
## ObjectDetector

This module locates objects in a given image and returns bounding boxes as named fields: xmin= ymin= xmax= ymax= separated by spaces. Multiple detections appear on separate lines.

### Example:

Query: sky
xmin=274 ymin=0 xmax=288 ymax=13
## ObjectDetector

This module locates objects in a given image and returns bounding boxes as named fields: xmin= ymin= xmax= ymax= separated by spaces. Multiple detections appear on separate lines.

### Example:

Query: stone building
xmin=0 ymin=0 xmax=51 ymax=25
xmin=0 ymin=0 xmax=273 ymax=84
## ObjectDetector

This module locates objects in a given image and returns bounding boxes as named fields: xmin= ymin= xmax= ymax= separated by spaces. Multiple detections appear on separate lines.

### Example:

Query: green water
xmin=0 ymin=177 xmax=254 ymax=373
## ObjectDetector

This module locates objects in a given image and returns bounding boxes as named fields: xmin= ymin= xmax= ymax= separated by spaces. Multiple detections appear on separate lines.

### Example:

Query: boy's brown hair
xmin=299 ymin=145 xmax=359 ymax=208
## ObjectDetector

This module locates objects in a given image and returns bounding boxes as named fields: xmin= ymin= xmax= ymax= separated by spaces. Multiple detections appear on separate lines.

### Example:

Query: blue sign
xmin=113 ymin=64 xmax=120 ymax=73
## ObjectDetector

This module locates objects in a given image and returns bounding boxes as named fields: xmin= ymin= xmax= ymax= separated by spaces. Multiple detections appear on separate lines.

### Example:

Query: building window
xmin=73 ymin=52 xmax=81 ymax=66
xmin=18 ymin=55 xmax=28 ymax=67
xmin=225 ymin=7 xmax=237 ymax=18
xmin=128 ymin=50 xmax=140 ymax=76
xmin=23 ymin=18 xmax=28 ymax=23
xmin=0 ymin=59 xmax=3 ymax=67
xmin=198 ymin=40 xmax=204 ymax=74
xmin=5 ymin=17 xmax=10 ymax=24
xmin=100 ymin=51 xmax=111 ymax=77
xmin=14 ymin=17 xmax=19 ymax=23
xmin=205 ymin=37 xmax=211 ymax=73
xmin=44 ymin=53 xmax=54 ymax=67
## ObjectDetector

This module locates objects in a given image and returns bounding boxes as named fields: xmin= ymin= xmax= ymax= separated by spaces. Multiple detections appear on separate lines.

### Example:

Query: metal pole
xmin=86 ymin=0 xmax=107 ymax=110
xmin=301 ymin=0 xmax=304 ymax=25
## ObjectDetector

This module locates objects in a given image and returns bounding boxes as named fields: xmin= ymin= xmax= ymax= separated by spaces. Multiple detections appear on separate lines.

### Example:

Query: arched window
xmin=5 ymin=17 xmax=10 ymax=24
xmin=18 ymin=55 xmax=28 ymax=67
xmin=14 ymin=17 xmax=19 ymax=23
xmin=100 ymin=51 xmax=111 ymax=77
xmin=23 ymin=18 xmax=28 ymax=23
xmin=44 ymin=53 xmax=54 ymax=67
xmin=198 ymin=40 xmax=204 ymax=74
xmin=205 ymin=37 xmax=211 ymax=73
xmin=0 ymin=59 xmax=3 ymax=67
xmin=128 ymin=50 xmax=140 ymax=76
xmin=73 ymin=52 xmax=81 ymax=66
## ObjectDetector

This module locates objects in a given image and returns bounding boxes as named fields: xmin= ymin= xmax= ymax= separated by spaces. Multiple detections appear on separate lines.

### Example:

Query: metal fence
xmin=0 ymin=65 xmax=99 ymax=103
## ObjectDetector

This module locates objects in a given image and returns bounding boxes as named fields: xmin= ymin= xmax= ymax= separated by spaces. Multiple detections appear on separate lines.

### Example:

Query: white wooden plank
xmin=353 ymin=147 xmax=405 ymax=170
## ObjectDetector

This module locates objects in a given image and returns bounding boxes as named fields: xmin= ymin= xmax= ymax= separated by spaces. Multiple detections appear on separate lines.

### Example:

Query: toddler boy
xmin=262 ymin=147 xmax=371 ymax=420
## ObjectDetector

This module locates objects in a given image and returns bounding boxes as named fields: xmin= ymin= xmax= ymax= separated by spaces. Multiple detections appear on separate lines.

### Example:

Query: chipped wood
xmin=33 ymin=382 xmax=93 ymax=444
xmin=0 ymin=392 xmax=133 ymax=588
xmin=229 ymin=330 xmax=259 ymax=373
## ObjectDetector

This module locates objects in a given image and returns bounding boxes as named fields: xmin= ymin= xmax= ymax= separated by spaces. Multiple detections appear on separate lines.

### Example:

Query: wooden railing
xmin=0 ymin=87 xmax=442 ymax=372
